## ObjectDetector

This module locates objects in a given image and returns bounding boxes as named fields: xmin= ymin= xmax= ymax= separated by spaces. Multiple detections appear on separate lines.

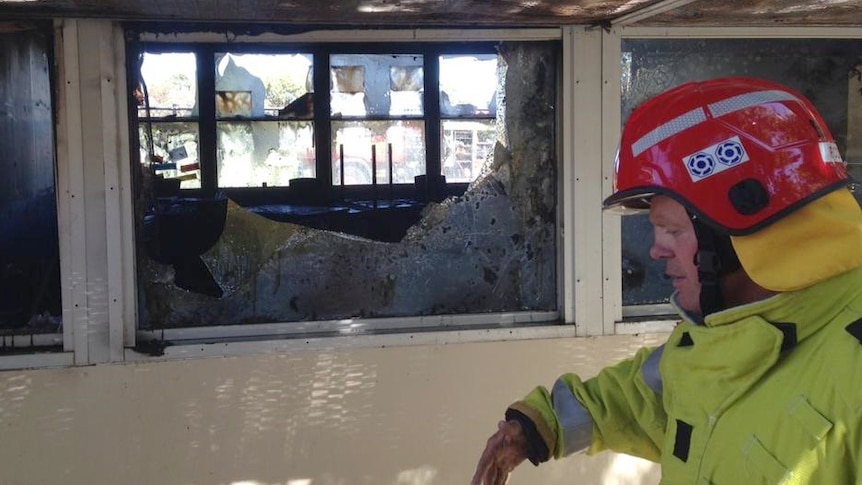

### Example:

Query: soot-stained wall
xmin=140 ymin=41 xmax=557 ymax=328
xmin=0 ymin=23 xmax=61 ymax=333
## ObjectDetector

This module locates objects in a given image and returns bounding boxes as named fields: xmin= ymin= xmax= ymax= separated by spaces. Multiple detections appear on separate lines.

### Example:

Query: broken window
xmin=127 ymin=37 xmax=558 ymax=339
xmin=620 ymin=38 xmax=862 ymax=317
xmin=0 ymin=21 xmax=62 ymax=349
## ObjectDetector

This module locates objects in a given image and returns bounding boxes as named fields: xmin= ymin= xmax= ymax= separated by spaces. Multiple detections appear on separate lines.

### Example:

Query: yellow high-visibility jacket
xmin=508 ymin=265 xmax=862 ymax=484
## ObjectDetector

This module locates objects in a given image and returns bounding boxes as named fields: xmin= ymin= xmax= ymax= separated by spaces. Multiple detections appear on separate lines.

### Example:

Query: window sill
xmin=126 ymin=317 xmax=682 ymax=363
xmin=0 ymin=351 xmax=73 ymax=371
xmin=125 ymin=323 xmax=584 ymax=362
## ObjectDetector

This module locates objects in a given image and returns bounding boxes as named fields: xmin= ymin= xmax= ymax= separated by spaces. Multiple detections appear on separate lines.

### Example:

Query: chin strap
xmin=690 ymin=214 xmax=741 ymax=317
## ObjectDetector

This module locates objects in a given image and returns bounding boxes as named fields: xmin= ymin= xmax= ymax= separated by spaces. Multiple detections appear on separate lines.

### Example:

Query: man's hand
xmin=470 ymin=420 xmax=529 ymax=485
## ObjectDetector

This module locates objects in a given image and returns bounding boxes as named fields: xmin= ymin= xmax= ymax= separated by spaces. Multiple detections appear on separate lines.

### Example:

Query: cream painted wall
xmin=0 ymin=334 xmax=666 ymax=485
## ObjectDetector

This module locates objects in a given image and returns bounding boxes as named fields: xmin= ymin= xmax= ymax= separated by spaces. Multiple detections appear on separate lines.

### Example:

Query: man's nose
xmin=649 ymin=242 xmax=672 ymax=260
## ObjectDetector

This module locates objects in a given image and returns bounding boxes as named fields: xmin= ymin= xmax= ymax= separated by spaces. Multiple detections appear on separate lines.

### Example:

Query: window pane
xmin=137 ymin=52 xmax=200 ymax=190
xmin=390 ymin=66 xmax=423 ymax=116
xmin=331 ymin=54 xmax=423 ymax=117
xmin=332 ymin=120 xmax=425 ymax=185
xmin=212 ymin=52 xmax=316 ymax=188
xmin=139 ymin=121 xmax=201 ymax=190
xmin=217 ymin=120 xmax=314 ymax=187
xmin=0 ymin=23 xmax=61 ymax=339
xmin=331 ymin=64 xmax=367 ymax=117
xmin=138 ymin=52 xmax=197 ymax=118
xmin=442 ymin=120 xmax=495 ymax=183
xmin=214 ymin=52 xmax=313 ymax=118
xmin=440 ymin=54 xmax=498 ymax=117
xmin=620 ymin=38 xmax=862 ymax=309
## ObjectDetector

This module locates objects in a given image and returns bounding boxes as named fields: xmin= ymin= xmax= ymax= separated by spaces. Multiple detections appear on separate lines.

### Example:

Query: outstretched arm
xmin=470 ymin=344 xmax=668 ymax=483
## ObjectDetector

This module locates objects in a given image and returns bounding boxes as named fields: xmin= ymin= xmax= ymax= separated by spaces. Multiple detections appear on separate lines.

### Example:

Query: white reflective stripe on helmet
xmin=632 ymin=107 xmax=707 ymax=157
xmin=631 ymin=90 xmax=802 ymax=159
xmin=707 ymin=90 xmax=799 ymax=118
xmin=551 ymin=378 xmax=593 ymax=456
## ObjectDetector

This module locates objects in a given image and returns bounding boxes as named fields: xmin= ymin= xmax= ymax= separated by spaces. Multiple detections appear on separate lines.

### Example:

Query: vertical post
xmin=371 ymin=143 xmax=378 ymax=208
xmin=568 ymin=26 xmax=608 ymax=336
xmin=424 ymin=52 xmax=441 ymax=182
xmin=388 ymin=142 xmax=394 ymax=203
xmin=602 ymin=27 xmax=624 ymax=334
xmin=197 ymin=46 xmax=217 ymax=196
xmin=58 ymin=19 xmax=87 ymax=362
xmin=314 ymin=53 xmax=332 ymax=198
xmin=339 ymin=143 xmax=345 ymax=199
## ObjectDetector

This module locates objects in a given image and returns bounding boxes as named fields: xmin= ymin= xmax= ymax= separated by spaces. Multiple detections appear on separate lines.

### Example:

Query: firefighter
xmin=471 ymin=77 xmax=862 ymax=484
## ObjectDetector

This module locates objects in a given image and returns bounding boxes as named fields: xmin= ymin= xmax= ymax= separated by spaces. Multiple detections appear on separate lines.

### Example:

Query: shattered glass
xmin=137 ymin=42 xmax=558 ymax=329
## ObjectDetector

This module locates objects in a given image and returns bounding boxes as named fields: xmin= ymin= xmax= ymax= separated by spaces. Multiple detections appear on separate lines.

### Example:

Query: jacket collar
xmin=671 ymin=265 xmax=862 ymax=344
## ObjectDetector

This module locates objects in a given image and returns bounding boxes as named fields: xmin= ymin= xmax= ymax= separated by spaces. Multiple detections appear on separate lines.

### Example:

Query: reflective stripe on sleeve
xmin=551 ymin=378 xmax=593 ymax=456
xmin=640 ymin=344 xmax=664 ymax=396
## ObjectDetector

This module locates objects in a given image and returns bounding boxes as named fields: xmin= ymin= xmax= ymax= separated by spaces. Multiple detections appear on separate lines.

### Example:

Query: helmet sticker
xmin=684 ymin=136 xmax=750 ymax=182
xmin=819 ymin=142 xmax=844 ymax=164
xmin=715 ymin=140 xmax=746 ymax=166
xmin=687 ymin=152 xmax=716 ymax=178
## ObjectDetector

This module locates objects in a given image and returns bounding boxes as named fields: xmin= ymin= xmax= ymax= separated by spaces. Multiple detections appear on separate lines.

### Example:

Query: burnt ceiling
xmin=1 ymin=0 xmax=861 ymax=27
xmin=646 ymin=0 xmax=862 ymax=25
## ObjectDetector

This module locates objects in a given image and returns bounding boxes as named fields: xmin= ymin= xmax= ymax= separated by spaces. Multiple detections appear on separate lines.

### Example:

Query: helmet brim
xmin=602 ymin=188 xmax=656 ymax=214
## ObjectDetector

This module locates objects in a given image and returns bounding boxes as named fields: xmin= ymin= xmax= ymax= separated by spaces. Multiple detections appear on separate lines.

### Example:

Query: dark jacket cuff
xmin=505 ymin=408 xmax=551 ymax=466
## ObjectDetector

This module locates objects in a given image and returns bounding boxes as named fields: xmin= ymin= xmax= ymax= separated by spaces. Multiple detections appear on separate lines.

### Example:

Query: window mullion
xmin=197 ymin=45 xmax=217 ymax=196
xmin=313 ymin=49 xmax=333 ymax=199
xmin=424 ymin=50 xmax=442 ymax=185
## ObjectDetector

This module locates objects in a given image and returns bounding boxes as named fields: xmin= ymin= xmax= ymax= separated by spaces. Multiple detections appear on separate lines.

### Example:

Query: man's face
xmin=648 ymin=195 xmax=701 ymax=314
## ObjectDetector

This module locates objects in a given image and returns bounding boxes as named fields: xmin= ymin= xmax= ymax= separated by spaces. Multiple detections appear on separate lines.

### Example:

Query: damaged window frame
xmin=125 ymin=28 xmax=562 ymax=350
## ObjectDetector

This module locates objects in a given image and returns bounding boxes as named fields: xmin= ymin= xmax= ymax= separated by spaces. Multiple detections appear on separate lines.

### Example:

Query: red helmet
xmin=603 ymin=76 xmax=850 ymax=235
